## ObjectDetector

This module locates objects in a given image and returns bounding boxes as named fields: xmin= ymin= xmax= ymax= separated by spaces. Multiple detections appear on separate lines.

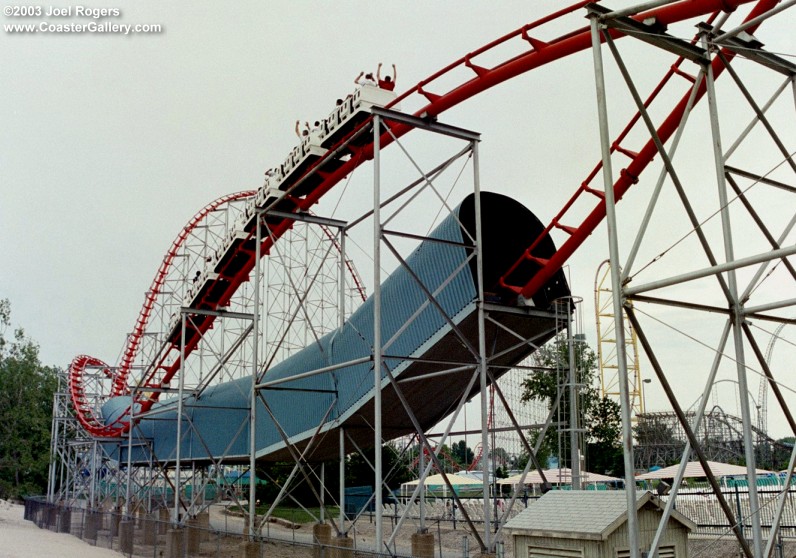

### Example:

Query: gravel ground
xmin=17 ymin=499 xmax=796 ymax=558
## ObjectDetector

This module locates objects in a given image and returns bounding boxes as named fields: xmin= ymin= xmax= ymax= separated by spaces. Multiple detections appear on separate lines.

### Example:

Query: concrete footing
xmin=240 ymin=540 xmax=261 ymax=558
xmin=197 ymin=511 xmax=210 ymax=541
xmin=142 ymin=512 xmax=157 ymax=545
xmin=83 ymin=512 xmax=99 ymax=541
xmin=58 ymin=508 xmax=71 ymax=533
xmin=331 ymin=535 xmax=354 ymax=558
xmin=186 ymin=517 xmax=202 ymax=554
xmin=109 ymin=511 xmax=120 ymax=537
xmin=158 ymin=507 xmax=170 ymax=535
xmin=100 ymin=501 xmax=114 ymax=530
xmin=412 ymin=531 xmax=436 ymax=558
xmin=166 ymin=528 xmax=184 ymax=558
xmin=119 ymin=520 xmax=134 ymax=554
xmin=313 ymin=523 xmax=332 ymax=558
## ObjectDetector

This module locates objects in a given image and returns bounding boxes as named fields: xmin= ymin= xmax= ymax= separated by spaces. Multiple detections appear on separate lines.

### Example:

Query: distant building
xmin=505 ymin=490 xmax=694 ymax=558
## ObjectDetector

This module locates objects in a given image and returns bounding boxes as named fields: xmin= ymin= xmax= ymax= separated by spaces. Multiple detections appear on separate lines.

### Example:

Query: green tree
xmin=256 ymin=460 xmax=341 ymax=507
xmin=450 ymin=440 xmax=474 ymax=468
xmin=520 ymin=333 xmax=624 ymax=475
xmin=770 ymin=438 xmax=794 ymax=472
xmin=586 ymin=396 xmax=623 ymax=475
xmin=0 ymin=299 xmax=60 ymax=499
xmin=490 ymin=446 xmax=510 ymax=470
xmin=346 ymin=442 xmax=413 ymax=491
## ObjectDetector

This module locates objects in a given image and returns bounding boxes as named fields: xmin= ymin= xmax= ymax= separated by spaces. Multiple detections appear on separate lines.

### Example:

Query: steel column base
xmin=412 ymin=532 xmax=435 ymax=558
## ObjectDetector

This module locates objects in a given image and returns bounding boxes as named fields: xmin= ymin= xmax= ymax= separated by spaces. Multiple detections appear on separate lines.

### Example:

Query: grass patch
xmin=264 ymin=506 xmax=339 ymax=523
xmin=229 ymin=504 xmax=339 ymax=524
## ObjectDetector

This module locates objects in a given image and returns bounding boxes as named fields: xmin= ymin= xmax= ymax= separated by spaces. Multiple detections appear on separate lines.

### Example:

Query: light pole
xmin=642 ymin=378 xmax=651 ymax=414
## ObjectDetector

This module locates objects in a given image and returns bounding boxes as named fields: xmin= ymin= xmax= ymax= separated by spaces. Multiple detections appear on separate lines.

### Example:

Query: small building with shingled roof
xmin=504 ymin=490 xmax=695 ymax=558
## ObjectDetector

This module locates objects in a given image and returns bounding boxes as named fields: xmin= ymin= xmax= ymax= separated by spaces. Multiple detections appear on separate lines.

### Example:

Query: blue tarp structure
xmin=219 ymin=471 xmax=267 ymax=486
xmin=344 ymin=486 xmax=373 ymax=515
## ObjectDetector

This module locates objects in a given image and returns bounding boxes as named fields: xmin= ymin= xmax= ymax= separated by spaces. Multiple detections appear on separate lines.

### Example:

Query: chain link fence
xmin=23 ymin=496 xmax=428 ymax=558
xmin=24 ymin=486 xmax=796 ymax=558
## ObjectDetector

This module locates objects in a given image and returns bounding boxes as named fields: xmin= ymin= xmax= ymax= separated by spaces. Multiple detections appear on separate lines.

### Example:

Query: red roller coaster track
xmin=69 ymin=0 xmax=779 ymax=438
xmin=68 ymin=191 xmax=256 ymax=434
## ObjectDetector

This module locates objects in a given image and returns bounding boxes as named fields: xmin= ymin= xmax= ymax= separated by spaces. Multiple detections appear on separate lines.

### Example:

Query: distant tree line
xmin=0 ymin=300 xmax=59 ymax=500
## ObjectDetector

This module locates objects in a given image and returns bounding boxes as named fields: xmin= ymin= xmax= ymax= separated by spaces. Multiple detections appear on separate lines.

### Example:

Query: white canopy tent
xmin=400 ymin=473 xmax=483 ymax=498
xmin=498 ymin=468 xmax=621 ymax=488
xmin=636 ymin=461 xmax=772 ymax=481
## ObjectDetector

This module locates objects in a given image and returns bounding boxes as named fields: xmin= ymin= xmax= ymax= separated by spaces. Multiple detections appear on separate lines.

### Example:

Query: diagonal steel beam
xmin=602 ymin=30 xmax=735 ymax=306
xmin=626 ymin=305 xmax=753 ymax=558
xmin=256 ymin=394 xmax=340 ymax=535
xmin=382 ymin=236 xmax=480 ymax=359
xmin=381 ymin=363 xmax=486 ymax=551
xmin=718 ymin=51 xmax=796 ymax=175
xmin=647 ymin=320 xmax=731 ymax=558
xmin=384 ymin=365 xmax=482 ymax=548
xmin=593 ymin=3 xmax=708 ymax=62
xmin=712 ymin=0 xmax=796 ymax=43
xmin=346 ymin=145 xmax=471 ymax=231
xmin=486 ymin=370 xmax=552 ymax=542
xmin=725 ymin=174 xmax=796 ymax=297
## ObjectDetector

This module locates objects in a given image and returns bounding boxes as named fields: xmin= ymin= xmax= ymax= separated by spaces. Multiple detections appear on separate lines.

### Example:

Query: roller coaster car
xmin=276 ymin=140 xmax=329 ymax=196
xmin=356 ymin=84 xmax=399 ymax=112
xmin=168 ymin=85 xmax=401 ymax=342
xmin=321 ymin=85 xmax=400 ymax=150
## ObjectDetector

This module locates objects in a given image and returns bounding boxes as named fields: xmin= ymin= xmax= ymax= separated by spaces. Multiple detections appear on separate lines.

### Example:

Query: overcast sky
xmin=2 ymin=2 xmax=794 ymax=441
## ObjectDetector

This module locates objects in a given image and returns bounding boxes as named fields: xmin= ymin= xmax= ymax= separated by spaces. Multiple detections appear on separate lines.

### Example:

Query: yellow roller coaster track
xmin=595 ymin=259 xmax=644 ymax=417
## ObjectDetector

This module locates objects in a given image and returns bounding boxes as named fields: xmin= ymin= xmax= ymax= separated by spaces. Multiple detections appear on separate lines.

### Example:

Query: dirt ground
xmin=211 ymin=505 xmax=796 ymax=558
xmin=20 ymin=499 xmax=796 ymax=558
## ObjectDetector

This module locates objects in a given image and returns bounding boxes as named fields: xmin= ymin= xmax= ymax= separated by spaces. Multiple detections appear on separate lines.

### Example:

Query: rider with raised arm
xmin=377 ymin=63 xmax=396 ymax=91
xmin=354 ymin=70 xmax=377 ymax=87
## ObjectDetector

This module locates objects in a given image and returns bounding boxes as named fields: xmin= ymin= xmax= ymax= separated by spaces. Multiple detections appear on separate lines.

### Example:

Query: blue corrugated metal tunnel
xmin=105 ymin=192 xmax=570 ymax=464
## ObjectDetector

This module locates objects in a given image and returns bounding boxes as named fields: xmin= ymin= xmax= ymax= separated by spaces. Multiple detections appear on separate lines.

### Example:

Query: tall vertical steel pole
xmin=590 ymin=15 xmax=640 ymax=558
xmin=567 ymin=314 xmax=581 ymax=490
xmin=472 ymin=140 xmax=491 ymax=551
xmin=338 ymin=225 xmax=347 ymax=535
xmin=125 ymin=410 xmax=133 ymax=518
xmin=340 ymin=231 xmax=347 ymax=330
xmin=250 ymin=211 xmax=262 ymax=538
xmin=338 ymin=225 xmax=347 ymax=530
xmin=147 ymin=447 xmax=153 ymax=514
xmin=320 ymin=463 xmax=325 ymax=523
xmin=701 ymin=32 xmax=762 ymax=557
xmin=114 ymin=443 xmax=121 ymax=512
xmin=175 ymin=313 xmax=186 ymax=524
xmin=419 ymin=445 xmax=426 ymax=532
xmin=90 ymin=439 xmax=97 ymax=510
xmin=338 ymin=226 xmax=347 ymax=534
xmin=339 ymin=428 xmax=346 ymax=534
xmin=338 ymin=228 xmax=345 ymax=536
xmin=60 ymin=444 xmax=67 ymax=503
xmin=372 ymin=114 xmax=384 ymax=550
xmin=47 ymin=391 xmax=59 ymax=503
